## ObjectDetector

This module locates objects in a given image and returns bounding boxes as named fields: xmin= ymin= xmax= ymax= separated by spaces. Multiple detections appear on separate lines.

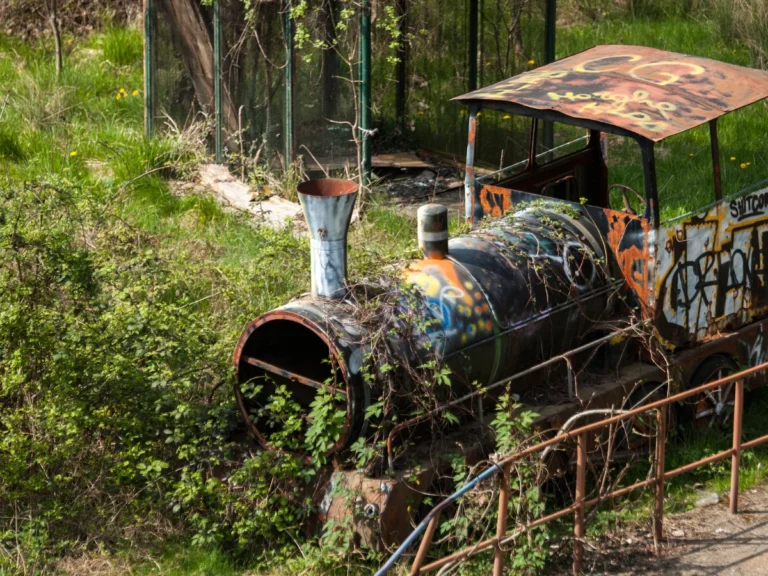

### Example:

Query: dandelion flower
xmin=731 ymin=156 xmax=736 ymax=161
xmin=119 ymin=88 xmax=126 ymax=94
xmin=503 ymin=114 xmax=511 ymax=120
xmin=528 ymin=59 xmax=535 ymax=65
xmin=689 ymin=153 xmax=694 ymax=157
xmin=70 ymin=151 xmax=77 ymax=158
xmin=476 ymin=111 xmax=482 ymax=117
xmin=116 ymin=94 xmax=121 ymax=101
xmin=747 ymin=162 xmax=752 ymax=166
xmin=133 ymin=89 xmax=140 ymax=96
xmin=741 ymin=163 xmax=747 ymax=168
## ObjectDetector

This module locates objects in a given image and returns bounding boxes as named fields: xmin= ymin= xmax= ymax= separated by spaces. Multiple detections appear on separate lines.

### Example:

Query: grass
xmin=2 ymin=9 xmax=768 ymax=576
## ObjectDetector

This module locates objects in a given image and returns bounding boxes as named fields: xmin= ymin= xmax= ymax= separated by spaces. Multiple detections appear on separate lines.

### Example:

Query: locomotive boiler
xmin=233 ymin=178 xmax=620 ymax=458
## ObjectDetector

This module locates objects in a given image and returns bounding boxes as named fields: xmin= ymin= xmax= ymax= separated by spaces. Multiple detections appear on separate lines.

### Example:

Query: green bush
xmin=0 ymin=175 xmax=319 ymax=571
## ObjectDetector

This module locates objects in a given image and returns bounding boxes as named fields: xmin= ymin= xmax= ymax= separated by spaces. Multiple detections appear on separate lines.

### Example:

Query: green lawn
xmin=2 ymin=10 xmax=768 ymax=576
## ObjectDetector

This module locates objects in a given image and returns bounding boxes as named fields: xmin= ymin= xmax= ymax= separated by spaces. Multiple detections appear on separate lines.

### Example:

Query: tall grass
xmin=711 ymin=0 xmax=768 ymax=69
xmin=98 ymin=25 xmax=144 ymax=67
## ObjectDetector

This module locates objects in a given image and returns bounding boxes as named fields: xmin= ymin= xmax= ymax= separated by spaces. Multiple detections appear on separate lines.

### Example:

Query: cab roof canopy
xmin=454 ymin=45 xmax=768 ymax=141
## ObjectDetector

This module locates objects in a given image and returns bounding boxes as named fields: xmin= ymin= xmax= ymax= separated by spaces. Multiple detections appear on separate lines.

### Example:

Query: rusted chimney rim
xmin=297 ymin=178 xmax=358 ymax=198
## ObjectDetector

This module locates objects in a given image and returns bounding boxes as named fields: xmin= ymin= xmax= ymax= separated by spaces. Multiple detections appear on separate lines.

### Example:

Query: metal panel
xmin=454 ymin=45 xmax=768 ymax=141
xmin=655 ymin=184 xmax=768 ymax=344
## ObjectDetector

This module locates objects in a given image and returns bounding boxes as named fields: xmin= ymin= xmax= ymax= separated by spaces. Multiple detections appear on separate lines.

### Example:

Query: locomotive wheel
xmin=613 ymin=381 xmax=671 ymax=460
xmin=681 ymin=356 xmax=739 ymax=430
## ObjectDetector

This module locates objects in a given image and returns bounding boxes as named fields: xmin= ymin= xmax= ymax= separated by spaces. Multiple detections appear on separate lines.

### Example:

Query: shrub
xmin=0 ymin=175 xmax=318 ymax=571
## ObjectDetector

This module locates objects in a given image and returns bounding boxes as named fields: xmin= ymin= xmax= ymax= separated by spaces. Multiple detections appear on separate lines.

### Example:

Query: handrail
xmin=376 ymin=359 xmax=768 ymax=576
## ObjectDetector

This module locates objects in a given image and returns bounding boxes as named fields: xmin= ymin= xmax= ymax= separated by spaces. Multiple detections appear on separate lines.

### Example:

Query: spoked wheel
xmin=682 ymin=356 xmax=739 ymax=431
xmin=612 ymin=381 xmax=671 ymax=461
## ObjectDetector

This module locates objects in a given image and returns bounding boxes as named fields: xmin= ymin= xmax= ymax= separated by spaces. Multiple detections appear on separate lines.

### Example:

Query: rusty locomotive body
xmin=233 ymin=46 xmax=768 ymax=545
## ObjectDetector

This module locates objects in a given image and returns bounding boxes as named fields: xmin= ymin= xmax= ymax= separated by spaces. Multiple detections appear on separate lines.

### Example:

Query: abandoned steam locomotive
xmin=233 ymin=46 xmax=768 ymax=544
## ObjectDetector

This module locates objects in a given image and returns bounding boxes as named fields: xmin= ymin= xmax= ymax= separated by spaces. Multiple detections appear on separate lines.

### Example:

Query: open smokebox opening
xmin=234 ymin=315 xmax=351 ymax=454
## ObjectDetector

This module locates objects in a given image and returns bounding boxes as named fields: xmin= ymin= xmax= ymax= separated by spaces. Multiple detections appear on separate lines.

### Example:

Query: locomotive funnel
xmin=297 ymin=179 xmax=358 ymax=299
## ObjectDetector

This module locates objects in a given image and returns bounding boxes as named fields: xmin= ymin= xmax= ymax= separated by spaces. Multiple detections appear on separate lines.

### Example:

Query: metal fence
xmin=377 ymin=360 xmax=768 ymax=576
xmin=143 ymin=0 xmax=556 ymax=176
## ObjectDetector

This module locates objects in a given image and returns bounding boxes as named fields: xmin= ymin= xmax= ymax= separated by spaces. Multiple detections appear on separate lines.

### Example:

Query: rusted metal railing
xmin=377 ymin=360 xmax=768 ymax=576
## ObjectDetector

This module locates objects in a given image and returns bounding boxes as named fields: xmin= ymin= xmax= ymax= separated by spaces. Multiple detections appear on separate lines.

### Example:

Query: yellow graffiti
xmin=546 ymin=89 xmax=677 ymax=132
xmin=573 ymin=54 xmax=643 ymax=73
xmin=629 ymin=61 xmax=705 ymax=86
xmin=472 ymin=69 xmax=569 ymax=98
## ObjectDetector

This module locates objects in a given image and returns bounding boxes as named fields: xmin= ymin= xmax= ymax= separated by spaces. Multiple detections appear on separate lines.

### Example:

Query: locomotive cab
xmin=456 ymin=45 xmax=768 ymax=350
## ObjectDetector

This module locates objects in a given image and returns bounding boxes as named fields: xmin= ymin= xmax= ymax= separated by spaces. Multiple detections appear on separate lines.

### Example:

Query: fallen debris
xmin=694 ymin=491 xmax=719 ymax=507
xmin=198 ymin=164 xmax=302 ymax=229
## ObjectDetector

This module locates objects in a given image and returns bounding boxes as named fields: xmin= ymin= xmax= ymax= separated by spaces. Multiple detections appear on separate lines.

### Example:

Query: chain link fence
xmin=145 ymin=0 xmax=551 ymax=174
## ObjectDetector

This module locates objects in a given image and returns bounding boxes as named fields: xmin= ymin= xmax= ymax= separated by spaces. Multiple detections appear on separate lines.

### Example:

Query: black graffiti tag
xmin=668 ymin=227 xmax=768 ymax=319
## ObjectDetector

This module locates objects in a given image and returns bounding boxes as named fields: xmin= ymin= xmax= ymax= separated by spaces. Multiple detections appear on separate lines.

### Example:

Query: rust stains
xmin=454 ymin=45 xmax=768 ymax=141
xmin=604 ymin=209 xmax=653 ymax=315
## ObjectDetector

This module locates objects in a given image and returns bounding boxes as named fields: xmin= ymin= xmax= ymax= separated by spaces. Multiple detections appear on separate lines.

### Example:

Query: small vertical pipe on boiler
xmin=417 ymin=204 xmax=449 ymax=260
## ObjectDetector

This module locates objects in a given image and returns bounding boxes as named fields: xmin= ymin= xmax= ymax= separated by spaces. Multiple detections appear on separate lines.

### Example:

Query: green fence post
xmin=395 ymin=0 xmax=407 ymax=135
xmin=542 ymin=0 xmax=556 ymax=158
xmin=143 ymin=0 xmax=153 ymax=139
xmin=359 ymin=0 xmax=372 ymax=183
xmin=214 ymin=0 xmax=223 ymax=162
xmin=468 ymin=0 xmax=478 ymax=91
xmin=285 ymin=0 xmax=294 ymax=164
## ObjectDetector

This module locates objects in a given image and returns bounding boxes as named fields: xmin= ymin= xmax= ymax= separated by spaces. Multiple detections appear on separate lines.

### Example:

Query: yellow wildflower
xmin=689 ymin=153 xmax=694 ymax=157
xmin=528 ymin=59 xmax=535 ymax=65
xmin=119 ymin=88 xmax=126 ymax=94
xmin=69 ymin=151 xmax=77 ymax=158
xmin=116 ymin=94 xmax=121 ymax=101
xmin=485 ymin=60 xmax=491 ymax=67
xmin=503 ymin=114 xmax=511 ymax=120
xmin=417 ymin=111 xmax=424 ymax=116
xmin=730 ymin=156 xmax=736 ymax=161
xmin=740 ymin=163 xmax=747 ymax=168
xmin=476 ymin=111 xmax=482 ymax=117
xmin=133 ymin=89 xmax=140 ymax=96
xmin=747 ymin=162 xmax=752 ymax=166
xmin=460 ymin=109 xmax=467 ymax=115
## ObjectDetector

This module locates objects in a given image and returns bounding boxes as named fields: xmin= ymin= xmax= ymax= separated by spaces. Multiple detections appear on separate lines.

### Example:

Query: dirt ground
xmin=579 ymin=484 xmax=768 ymax=575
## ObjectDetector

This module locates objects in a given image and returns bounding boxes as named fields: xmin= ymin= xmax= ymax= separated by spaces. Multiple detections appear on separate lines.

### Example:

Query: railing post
xmin=493 ymin=463 xmax=512 ymax=576
xmin=409 ymin=512 xmax=440 ymax=576
xmin=654 ymin=407 xmax=666 ymax=549
xmin=730 ymin=379 xmax=744 ymax=514
xmin=573 ymin=432 xmax=586 ymax=576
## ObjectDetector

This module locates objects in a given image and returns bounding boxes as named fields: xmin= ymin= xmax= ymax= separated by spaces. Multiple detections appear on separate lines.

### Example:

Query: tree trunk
xmin=158 ymin=0 xmax=238 ymax=149
xmin=511 ymin=0 xmax=525 ymax=59
xmin=49 ymin=0 xmax=63 ymax=79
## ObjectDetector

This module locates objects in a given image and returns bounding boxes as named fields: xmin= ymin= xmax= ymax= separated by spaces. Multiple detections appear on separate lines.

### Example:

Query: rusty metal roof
xmin=454 ymin=45 xmax=768 ymax=141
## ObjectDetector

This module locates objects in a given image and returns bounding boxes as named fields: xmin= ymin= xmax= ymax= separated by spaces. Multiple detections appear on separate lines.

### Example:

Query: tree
xmin=158 ymin=0 xmax=239 ymax=147
xmin=49 ymin=0 xmax=63 ymax=78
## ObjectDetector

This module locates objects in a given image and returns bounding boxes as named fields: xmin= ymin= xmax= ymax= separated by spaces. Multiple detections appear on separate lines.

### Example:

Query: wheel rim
xmin=693 ymin=367 xmax=735 ymax=428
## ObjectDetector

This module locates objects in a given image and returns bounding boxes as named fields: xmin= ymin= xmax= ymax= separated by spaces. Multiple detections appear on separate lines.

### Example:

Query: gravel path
xmin=584 ymin=484 xmax=768 ymax=575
